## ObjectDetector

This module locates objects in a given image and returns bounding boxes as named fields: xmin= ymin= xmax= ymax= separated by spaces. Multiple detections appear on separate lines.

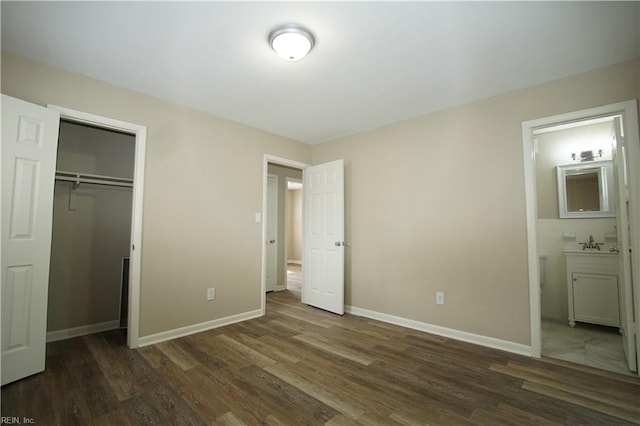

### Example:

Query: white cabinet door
xmin=303 ymin=160 xmax=344 ymax=315
xmin=572 ymin=273 xmax=620 ymax=326
xmin=1 ymin=95 xmax=60 ymax=385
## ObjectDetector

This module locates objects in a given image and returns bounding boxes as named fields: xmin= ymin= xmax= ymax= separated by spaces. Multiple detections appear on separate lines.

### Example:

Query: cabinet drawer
xmin=566 ymin=254 xmax=618 ymax=275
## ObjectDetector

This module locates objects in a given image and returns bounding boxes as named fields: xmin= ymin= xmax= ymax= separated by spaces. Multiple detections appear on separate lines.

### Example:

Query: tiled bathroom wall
xmin=537 ymin=218 xmax=617 ymax=322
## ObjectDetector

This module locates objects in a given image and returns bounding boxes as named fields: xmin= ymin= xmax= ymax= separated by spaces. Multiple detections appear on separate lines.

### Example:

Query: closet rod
xmin=55 ymin=170 xmax=133 ymax=188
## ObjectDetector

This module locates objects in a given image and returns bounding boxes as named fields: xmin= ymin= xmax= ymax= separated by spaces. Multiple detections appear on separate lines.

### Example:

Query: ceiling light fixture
xmin=268 ymin=24 xmax=315 ymax=61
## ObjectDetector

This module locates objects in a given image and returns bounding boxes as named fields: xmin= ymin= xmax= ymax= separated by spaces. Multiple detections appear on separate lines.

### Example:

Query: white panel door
xmin=611 ymin=117 xmax=637 ymax=372
xmin=265 ymin=174 xmax=278 ymax=292
xmin=1 ymin=95 xmax=60 ymax=385
xmin=303 ymin=160 xmax=345 ymax=315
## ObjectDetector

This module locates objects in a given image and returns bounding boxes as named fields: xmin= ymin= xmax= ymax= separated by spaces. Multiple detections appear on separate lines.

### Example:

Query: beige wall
xmin=287 ymin=189 xmax=303 ymax=263
xmin=1 ymin=52 xmax=311 ymax=337
xmin=312 ymin=59 xmax=639 ymax=345
xmin=3 ymin=50 xmax=638 ymax=347
xmin=267 ymin=164 xmax=303 ymax=286
xmin=48 ymin=121 xmax=135 ymax=331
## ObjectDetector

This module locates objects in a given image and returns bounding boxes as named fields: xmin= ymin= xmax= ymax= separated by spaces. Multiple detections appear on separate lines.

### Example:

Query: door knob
xmin=335 ymin=241 xmax=342 ymax=247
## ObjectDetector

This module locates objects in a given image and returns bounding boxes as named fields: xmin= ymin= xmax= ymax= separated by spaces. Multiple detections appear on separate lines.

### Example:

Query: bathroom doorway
xmin=522 ymin=100 xmax=640 ymax=376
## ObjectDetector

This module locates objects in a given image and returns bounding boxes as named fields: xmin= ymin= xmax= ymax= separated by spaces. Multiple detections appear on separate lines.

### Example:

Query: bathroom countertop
xmin=563 ymin=249 xmax=617 ymax=256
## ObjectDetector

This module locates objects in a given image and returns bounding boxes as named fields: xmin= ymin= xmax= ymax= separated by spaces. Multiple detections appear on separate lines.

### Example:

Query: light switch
xmin=255 ymin=212 xmax=262 ymax=223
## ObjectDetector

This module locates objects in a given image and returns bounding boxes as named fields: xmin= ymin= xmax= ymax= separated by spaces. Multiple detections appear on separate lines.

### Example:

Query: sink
xmin=563 ymin=249 xmax=617 ymax=255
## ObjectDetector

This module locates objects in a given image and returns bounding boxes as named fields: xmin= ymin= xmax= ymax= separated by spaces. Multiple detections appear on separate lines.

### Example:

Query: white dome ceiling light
xmin=268 ymin=24 xmax=315 ymax=61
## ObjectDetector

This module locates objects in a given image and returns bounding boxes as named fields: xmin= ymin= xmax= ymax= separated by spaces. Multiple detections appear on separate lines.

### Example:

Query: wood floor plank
xmin=153 ymin=357 xmax=230 ymax=422
xmin=264 ymin=362 xmax=366 ymax=420
xmin=526 ymin=356 xmax=640 ymax=387
xmin=284 ymin=352 xmax=433 ymax=420
xmin=216 ymin=334 xmax=277 ymax=368
xmin=491 ymin=362 xmax=640 ymax=416
xmin=177 ymin=332 xmax=231 ymax=371
xmin=215 ymin=411 xmax=248 ymax=426
xmin=364 ymin=320 xmax=449 ymax=343
xmin=471 ymin=403 xmax=561 ymax=426
xmin=119 ymin=374 xmax=203 ymax=426
xmin=188 ymin=331 xmax=255 ymax=370
xmin=84 ymin=331 xmax=152 ymax=402
xmin=355 ymin=412 xmax=406 ymax=425
xmin=92 ymin=408 xmax=135 ymax=426
xmin=239 ymin=364 xmax=339 ymax=425
xmin=294 ymin=333 xmax=376 ymax=366
xmin=138 ymin=344 xmax=169 ymax=369
xmin=522 ymin=381 xmax=640 ymax=424
xmin=234 ymin=333 xmax=301 ymax=363
xmin=197 ymin=365 xmax=280 ymax=425
xmin=258 ymin=334 xmax=326 ymax=363
xmin=324 ymin=414 xmax=361 ymax=426
xmin=284 ymin=353 xmax=387 ymax=409
xmin=2 ymin=289 xmax=638 ymax=425
xmin=271 ymin=306 xmax=334 ymax=328
xmin=155 ymin=339 xmax=200 ymax=370
xmin=389 ymin=407 xmax=448 ymax=426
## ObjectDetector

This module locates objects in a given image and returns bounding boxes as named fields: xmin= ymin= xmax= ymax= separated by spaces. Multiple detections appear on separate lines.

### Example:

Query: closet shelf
xmin=55 ymin=170 xmax=133 ymax=188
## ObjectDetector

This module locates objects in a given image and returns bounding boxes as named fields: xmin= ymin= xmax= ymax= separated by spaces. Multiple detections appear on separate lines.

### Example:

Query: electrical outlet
xmin=207 ymin=288 xmax=215 ymax=301
xmin=436 ymin=291 xmax=445 ymax=306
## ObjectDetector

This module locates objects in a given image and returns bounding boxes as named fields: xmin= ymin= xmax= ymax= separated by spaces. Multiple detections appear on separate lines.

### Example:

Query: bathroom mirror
xmin=556 ymin=160 xmax=615 ymax=218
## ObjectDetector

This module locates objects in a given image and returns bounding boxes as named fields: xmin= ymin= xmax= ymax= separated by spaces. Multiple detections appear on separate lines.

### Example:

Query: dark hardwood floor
xmin=2 ymin=290 xmax=639 ymax=425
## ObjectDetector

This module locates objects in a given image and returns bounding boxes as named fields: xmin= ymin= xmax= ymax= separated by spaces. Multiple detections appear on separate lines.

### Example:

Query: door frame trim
xmin=47 ymin=105 xmax=147 ymax=349
xmin=521 ymin=99 xmax=640 ymax=362
xmin=262 ymin=155 xmax=309 ymax=314
xmin=265 ymin=173 xmax=278 ymax=292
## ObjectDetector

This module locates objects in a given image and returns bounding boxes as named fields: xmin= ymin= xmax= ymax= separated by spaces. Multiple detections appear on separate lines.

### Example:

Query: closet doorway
xmin=47 ymin=105 xmax=146 ymax=348
xmin=47 ymin=119 xmax=134 ymax=346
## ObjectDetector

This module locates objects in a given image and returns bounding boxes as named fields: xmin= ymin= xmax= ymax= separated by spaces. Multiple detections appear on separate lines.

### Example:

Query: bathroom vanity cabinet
xmin=565 ymin=251 xmax=620 ymax=328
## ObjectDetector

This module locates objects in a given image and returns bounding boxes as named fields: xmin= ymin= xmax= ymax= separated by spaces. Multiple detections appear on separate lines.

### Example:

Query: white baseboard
xmin=47 ymin=320 xmax=121 ymax=342
xmin=137 ymin=309 xmax=263 ymax=347
xmin=286 ymin=260 xmax=302 ymax=265
xmin=345 ymin=305 xmax=532 ymax=357
xmin=275 ymin=284 xmax=287 ymax=291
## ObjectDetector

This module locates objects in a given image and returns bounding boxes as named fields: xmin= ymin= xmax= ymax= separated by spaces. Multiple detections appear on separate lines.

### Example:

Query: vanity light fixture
xmin=268 ymin=24 xmax=315 ymax=61
xmin=571 ymin=149 xmax=603 ymax=162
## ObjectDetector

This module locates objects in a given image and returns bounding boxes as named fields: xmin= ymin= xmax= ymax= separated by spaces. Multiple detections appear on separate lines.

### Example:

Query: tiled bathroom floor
xmin=542 ymin=318 xmax=635 ymax=376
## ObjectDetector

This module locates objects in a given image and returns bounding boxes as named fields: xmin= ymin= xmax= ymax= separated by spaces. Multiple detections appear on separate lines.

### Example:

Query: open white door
xmin=611 ymin=117 xmax=638 ymax=372
xmin=1 ymin=95 xmax=60 ymax=385
xmin=265 ymin=174 xmax=278 ymax=292
xmin=302 ymin=160 xmax=345 ymax=315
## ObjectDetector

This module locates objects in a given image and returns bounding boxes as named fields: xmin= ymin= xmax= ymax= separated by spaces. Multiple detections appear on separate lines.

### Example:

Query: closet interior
xmin=47 ymin=120 xmax=135 ymax=342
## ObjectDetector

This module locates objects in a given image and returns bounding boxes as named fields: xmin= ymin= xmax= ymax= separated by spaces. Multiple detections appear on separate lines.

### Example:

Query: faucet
xmin=581 ymin=235 xmax=603 ymax=250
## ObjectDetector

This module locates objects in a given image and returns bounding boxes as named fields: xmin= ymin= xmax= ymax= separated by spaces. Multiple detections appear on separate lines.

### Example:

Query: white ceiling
xmin=2 ymin=2 xmax=639 ymax=145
